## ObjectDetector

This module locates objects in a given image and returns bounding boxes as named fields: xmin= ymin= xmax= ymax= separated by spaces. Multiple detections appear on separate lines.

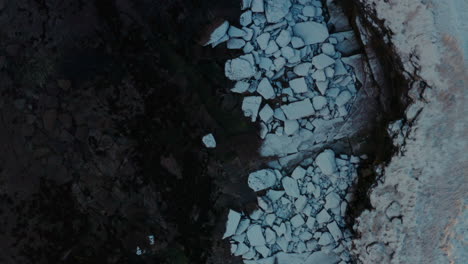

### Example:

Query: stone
xmin=248 ymin=169 xmax=277 ymax=191
xmin=312 ymin=54 xmax=335 ymax=69
xmin=225 ymin=57 xmax=256 ymax=80
xmin=276 ymin=29 xmax=292 ymax=47
xmin=282 ymin=177 xmax=300 ymax=198
xmin=289 ymin=77 xmax=308 ymax=94
xmin=281 ymin=99 xmax=315 ymax=120
xmin=227 ymin=38 xmax=246 ymax=49
xmin=293 ymin=21 xmax=329 ymax=45
xmin=247 ymin=225 xmax=266 ymax=246
xmin=265 ymin=0 xmax=292 ymax=23
xmin=315 ymin=149 xmax=337 ymax=175
xmin=312 ymin=96 xmax=328 ymax=110
xmin=204 ymin=21 xmax=229 ymax=46
xmin=223 ymin=210 xmax=242 ymax=238
xmin=259 ymin=104 xmax=274 ymax=122
xmin=257 ymin=78 xmax=276 ymax=99
xmin=242 ymin=96 xmax=262 ymax=121
xmin=284 ymin=120 xmax=299 ymax=135
xmin=257 ymin=32 xmax=271 ymax=50
xmin=293 ymin=63 xmax=312 ymax=76
xmin=202 ymin=133 xmax=216 ymax=148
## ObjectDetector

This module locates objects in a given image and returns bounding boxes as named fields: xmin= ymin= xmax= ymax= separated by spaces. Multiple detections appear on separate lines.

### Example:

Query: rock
xmin=293 ymin=21 xmax=329 ymax=45
xmin=251 ymin=0 xmax=264 ymax=12
xmin=248 ymin=169 xmax=277 ymax=191
xmin=289 ymin=77 xmax=308 ymax=94
xmin=284 ymin=120 xmax=299 ymax=135
xmin=265 ymin=0 xmax=292 ymax=23
xmin=247 ymin=225 xmax=266 ymax=246
xmin=276 ymin=29 xmax=292 ymax=47
xmin=223 ymin=210 xmax=242 ymax=238
xmin=204 ymin=21 xmax=229 ymax=46
xmin=281 ymin=99 xmax=315 ymax=120
xmin=242 ymin=96 xmax=262 ymax=121
xmin=257 ymin=32 xmax=271 ymax=50
xmin=312 ymin=96 xmax=328 ymax=110
xmin=227 ymin=38 xmax=246 ymax=49
xmin=335 ymin=90 xmax=352 ymax=107
xmin=240 ymin=10 xmax=253 ymax=26
xmin=202 ymin=133 xmax=216 ymax=148
xmin=281 ymin=177 xmax=300 ymax=198
xmin=312 ymin=54 xmax=335 ymax=69
xmin=257 ymin=78 xmax=276 ymax=99
xmin=315 ymin=149 xmax=337 ymax=175
xmin=225 ymin=57 xmax=256 ymax=80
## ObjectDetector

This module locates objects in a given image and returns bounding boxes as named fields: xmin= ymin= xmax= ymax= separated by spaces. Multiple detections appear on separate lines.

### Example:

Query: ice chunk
xmin=204 ymin=21 xmax=229 ymax=46
xmin=231 ymin=81 xmax=250 ymax=93
xmin=293 ymin=21 xmax=329 ymax=45
xmin=248 ymin=169 xmax=277 ymax=191
xmin=275 ymin=29 xmax=292 ymax=47
xmin=251 ymin=0 xmax=264 ymax=12
xmin=267 ymin=190 xmax=285 ymax=201
xmin=325 ymin=67 xmax=335 ymax=78
xmin=243 ymin=42 xmax=255 ymax=53
xmin=257 ymin=32 xmax=271 ymax=50
xmin=316 ymin=80 xmax=329 ymax=95
xmin=228 ymin=26 xmax=246 ymax=38
xmin=293 ymin=63 xmax=311 ymax=76
xmin=227 ymin=38 xmax=246 ymax=49
xmin=236 ymin=219 xmax=251 ymax=234
xmin=334 ymin=59 xmax=348 ymax=76
xmin=265 ymin=40 xmax=279 ymax=55
xmin=335 ymin=90 xmax=352 ymax=107
xmin=284 ymin=120 xmax=299 ymax=135
xmin=280 ymin=46 xmax=295 ymax=59
xmin=317 ymin=209 xmax=331 ymax=224
xmin=299 ymin=231 xmax=313 ymax=241
xmin=247 ymin=225 xmax=266 ymax=246
xmin=312 ymin=96 xmax=327 ymax=110
xmin=294 ymin=195 xmax=307 ymax=211
xmin=327 ymin=221 xmax=343 ymax=241
xmin=265 ymin=228 xmax=277 ymax=244
xmin=291 ymin=166 xmax=306 ymax=180
xmin=276 ymin=236 xmax=289 ymax=251
xmin=225 ymin=57 xmax=256 ymax=80
xmin=242 ymin=96 xmax=262 ymax=122
xmin=289 ymin=78 xmax=308 ymax=94
xmin=276 ymin=252 xmax=310 ymax=263
xmin=306 ymin=216 xmax=316 ymax=229
xmin=318 ymin=232 xmax=333 ymax=245
xmin=290 ymin=214 xmax=305 ymax=228
xmin=302 ymin=6 xmax=316 ymax=17
xmin=259 ymin=57 xmax=273 ymax=71
xmin=259 ymin=104 xmax=274 ymax=123
xmin=223 ymin=209 xmax=241 ymax=238
xmin=265 ymin=0 xmax=292 ymax=23
xmin=315 ymin=149 xmax=337 ymax=175
xmin=305 ymin=251 xmax=340 ymax=263
xmin=321 ymin=43 xmax=335 ymax=56
xmin=312 ymin=54 xmax=335 ymax=69
xmin=234 ymin=242 xmax=250 ymax=256
xmin=256 ymin=245 xmax=270 ymax=258
xmin=325 ymin=192 xmax=341 ymax=209
xmin=281 ymin=99 xmax=315 ymax=120
xmin=281 ymin=177 xmax=300 ymax=197
xmin=240 ymin=10 xmax=253 ymax=26
xmin=242 ymin=0 xmax=252 ymax=10
xmin=291 ymin=37 xmax=305 ymax=48
xmin=202 ymin=133 xmax=216 ymax=148
xmin=257 ymin=78 xmax=276 ymax=99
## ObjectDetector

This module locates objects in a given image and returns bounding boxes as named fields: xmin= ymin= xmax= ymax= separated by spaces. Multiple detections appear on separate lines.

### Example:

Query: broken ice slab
xmin=321 ymin=43 xmax=335 ymax=56
xmin=228 ymin=26 xmax=247 ymax=38
xmin=318 ymin=232 xmax=333 ymax=245
xmin=293 ymin=21 xmax=329 ymax=45
xmin=290 ymin=214 xmax=305 ymax=228
xmin=248 ymin=169 xmax=277 ymax=191
xmin=316 ymin=209 xmax=331 ymax=224
xmin=316 ymin=80 xmax=329 ymax=95
xmin=331 ymin=31 xmax=360 ymax=57
xmin=202 ymin=133 xmax=216 ymax=148
xmin=281 ymin=177 xmax=300 ymax=198
xmin=203 ymin=21 xmax=229 ymax=46
xmin=284 ymin=120 xmax=299 ymax=135
xmin=293 ymin=63 xmax=312 ymax=76
xmin=275 ymin=29 xmax=292 ymax=47
xmin=236 ymin=219 xmax=251 ymax=235
xmin=257 ymin=32 xmax=271 ymax=50
xmin=335 ymin=90 xmax=352 ymax=107
xmin=251 ymin=0 xmax=265 ymax=12
xmin=325 ymin=192 xmax=341 ymax=209
xmin=312 ymin=54 xmax=335 ymax=70
xmin=242 ymin=96 xmax=262 ymax=122
xmin=265 ymin=0 xmax=292 ymax=23
xmin=223 ymin=209 xmax=242 ymax=239
xmin=291 ymin=36 xmax=305 ymax=48
xmin=289 ymin=78 xmax=308 ymax=94
xmin=231 ymin=81 xmax=250 ymax=93
xmin=225 ymin=57 xmax=256 ymax=80
xmin=302 ymin=5 xmax=316 ymax=17
xmin=327 ymin=221 xmax=343 ymax=241
xmin=257 ymin=78 xmax=276 ymax=99
xmin=315 ymin=149 xmax=337 ymax=175
xmin=247 ymin=224 xmax=266 ymax=246
xmin=227 ymin=38 xmax=246 ymax=49
xmin=267 ymin=189 xmax=285 ymax=201
xmin=281 ymin=99 xmax=315 ymax=120
xmin=240 ymin=10 xmax=253 ymax=26
xmin=312 ymin=96 xmax=327 ymax=110
xmin=244 ymin=257 xmax=275 ymax=264
xmin=259 ymin=104 xmax=274 ymax=123
xmin=291 ymin=166 xmax=306 ymax=180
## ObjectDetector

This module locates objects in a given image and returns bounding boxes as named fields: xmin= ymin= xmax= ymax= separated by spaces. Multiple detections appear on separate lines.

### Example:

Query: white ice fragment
xmin=265 ymin=213 xmax=276 ymax=226
xmin=265 ymin=228 xmax=277 ymax=244
xmin=302 ymin=6 xmax=316 ymax=17
xmin=280 ymin=46 xmax=295 ymax=59
xmin=289 ymin=78 xmax=308 ymax=94
xmin=248 ymin=169 xmax=277 ymax=191
xmin=291 ymin=37 xmax=305 ymax=48
xmin=281 ymin=99 xmax=315 ymax=120
xmin=327 ymin=221 xmax=343 ymax=241
xmin=312 ymin=54 xmax=335 ymax=69
xmin=274 ymin=57 xmax=286 ymax=71
xmin=223 ymin=209 xmax=242 ymax=238
xmin=243 ymin=27 xmax=254 ymax=41
xmin=256 ymin=245 xmax=270 ymax=258
xmin=242 ymin=96 xmax=262 ymax=122
xmin=257 ymin=32 xmax=271 ymax=50
xmin=243 ymin=248 xmax=256 ymax=259
xmin=335 ymin=90 xmax=352 ymax=107
xmin=276 ymin=236 xmax=289 ymax=251
xmin=243 ymin=42 xmax=255 ymax=53
xmin=312 ymin=69 xmax=327 ymax=82
xmin=202 ymin=133 xmax=216 ymax=148
xmin=281 ymin=177 xmax=300 ymax=198
xmin=317 ymin=209 xmax=331 ymax=224
xmin=265 ymin=40 xmax=279 ymax=55
xmin=247 ymin=225 xmax=266 ymax=246
xmin=315 ymin=149 xmax=337 ymax=175
xmin=236 ymin=219 xmax=251 ymax=235
xmin=259 ymin=104 xmax=274 ymax=123
xmin=294 ymin=195 xmax=307 ymax=211
xmin=321 ymin=43 xmax=335 ymax=56
xmin=274 ymin=223 xmax=286 ymax=236
xmin=204 ymin=21 xmax=229 ymax=46
xmin=318 ymin=232 xmax=333 ymax=245
xmin=242 ymin=0 xmax=252 ymax=10
xmin=250 ymin=209 xmax=264 ymax=220
xmin=293 ymin=63 xmax=312 ymax=76
xmin=312 ymin=96 xmax=328 ymax=110
xmin=260 ymin=122 xmax=268 ymax=139
xmin=284 ymin=120 xmax=299 ymax=135
xmin=264 ymin=0 xmax=292 ymax=23
xmin=291 ymin=166 xmax=306 ymax=180
xmin=225 ymin=57 xmax=256 ymax=80
xmin=316 ymin=80 xmax=329 ymax=95
xmin=257 ymin=78 xmax=276 ymax=99
xmin=251 ymin=0 xmax=264 ymax=12
xmin=325 ymin=67 xmax=335 ymax=78
xmin=136 ymin=247 xmax=143 ymax=255
xmin=276 ymin=29 xmax=292 ymax=48
xmin=259 ymin=57 xmax=273 ymax=71
xmin=240 ymin=10 xmax=253 ymax=26
xmin=231 ymin=243 xmax=237 ymax=254
xmin=299 ymin=231 xmax=313 ymax=241
xmin=234 ymin=243 xmax=250 ymax=256
xmin=228 ymin=26 xmax=246 ymax=38
xmin=293 ymin=21 xmax=329 ymax=45
xmin=227 ymin=38 xmax=246 ymax=49
xmin=306 ymin=216 xmax=316 ymax=229
xmin=325 ymin=192 xmax=341 ymax=209
xmin=306 ymin=251 xmax=340 ymax=263
xmin=231 ymin=81 xmax=250 ymax=93
xmin=148 ymin=235 xmax=155 ymax=245
xmin=267 ymin=190 xmax=285 ymax=201
xmin=334 ymin=59 xmax=348 ymax=76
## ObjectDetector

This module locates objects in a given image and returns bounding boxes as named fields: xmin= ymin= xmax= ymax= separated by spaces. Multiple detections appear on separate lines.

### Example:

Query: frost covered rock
xmin=293 ymin=21 xmax=329 ymax=45
xmin=315 ymin=149 xmax=337 ymax=175
xmin=202 ymin=133 xmax=216 ymax=148
xmin=248 ymin=169 xmax=277 ymax=191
